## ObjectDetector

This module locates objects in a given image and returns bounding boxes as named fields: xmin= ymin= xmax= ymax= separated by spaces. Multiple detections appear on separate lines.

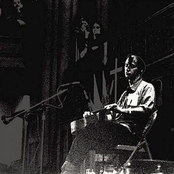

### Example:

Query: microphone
xmin=1 ymin=115 xmax=14 ymax=125
xmin=1 ymin=109 xmax=25 ymax=125
xmin=60 ymin=81 xmax=80 ymax=88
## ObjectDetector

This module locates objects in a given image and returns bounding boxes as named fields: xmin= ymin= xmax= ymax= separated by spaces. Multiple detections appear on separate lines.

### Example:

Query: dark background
xmin=0 ymin=0 xmax=174 ymax=173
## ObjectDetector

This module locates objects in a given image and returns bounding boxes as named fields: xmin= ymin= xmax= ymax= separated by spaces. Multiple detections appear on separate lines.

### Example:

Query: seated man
xmin=61 ymin=54 xmax=157 ymax=174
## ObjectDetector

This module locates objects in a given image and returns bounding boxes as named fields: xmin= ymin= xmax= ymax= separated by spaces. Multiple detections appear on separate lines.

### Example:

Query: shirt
xmin=115 ymin=78 xmax=156 ymax=134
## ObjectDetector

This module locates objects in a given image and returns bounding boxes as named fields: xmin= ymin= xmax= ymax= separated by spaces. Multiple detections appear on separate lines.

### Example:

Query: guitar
xmin=70 ymin=107 xmax=115 ymax=135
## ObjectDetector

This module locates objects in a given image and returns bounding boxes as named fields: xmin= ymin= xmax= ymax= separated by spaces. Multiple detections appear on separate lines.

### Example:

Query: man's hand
xmin=104 ymin=103 xmax=117 ymax=110
xmin=113 ymin=105 xmax=123 ymax=113
xmin=83 ymin=111 xmax=93 ymax=118
xmin=83 ymin=111 xmax=98 ymax=125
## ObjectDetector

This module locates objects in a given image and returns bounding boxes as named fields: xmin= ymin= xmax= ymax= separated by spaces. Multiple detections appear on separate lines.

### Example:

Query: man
xmin=61 ymin=54 xmax=156 ymax=174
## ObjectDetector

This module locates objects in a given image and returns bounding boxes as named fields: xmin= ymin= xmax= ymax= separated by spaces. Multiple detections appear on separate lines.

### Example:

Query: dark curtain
xmin=25 ymin=0 xmax=110 ymax=173
xmin=41 ymin=0 xmax=79 ymax=173
xmin=24 ymin=1 xmax=174 ymax=173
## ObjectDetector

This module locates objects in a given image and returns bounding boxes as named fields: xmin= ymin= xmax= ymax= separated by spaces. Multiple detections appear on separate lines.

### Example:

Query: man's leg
xmin=61 ymin=122 xmax=136 ymax=173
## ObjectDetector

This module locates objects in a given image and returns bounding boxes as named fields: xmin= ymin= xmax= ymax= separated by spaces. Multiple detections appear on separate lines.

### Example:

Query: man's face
xmin=124 ymin=56 xmax=139 ymax=80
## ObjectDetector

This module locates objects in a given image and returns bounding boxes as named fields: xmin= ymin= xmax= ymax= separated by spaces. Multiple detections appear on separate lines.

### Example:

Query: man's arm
xmin=115 ymin=105 xmax=145 ymax=115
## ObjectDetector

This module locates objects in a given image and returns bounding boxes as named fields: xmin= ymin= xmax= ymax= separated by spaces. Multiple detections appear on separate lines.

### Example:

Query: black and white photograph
xmin=0 ymin=0 xmax=174 ymax=174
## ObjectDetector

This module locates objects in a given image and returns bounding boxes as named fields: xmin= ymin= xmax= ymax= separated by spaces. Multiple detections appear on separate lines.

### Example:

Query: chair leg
xmin=123 ymin=138 xmax=152 ymax=168
xmin=122 ymin=141 xmax=143 ymax=169
xmin=144 ymin=139 xmax=152 ymax=159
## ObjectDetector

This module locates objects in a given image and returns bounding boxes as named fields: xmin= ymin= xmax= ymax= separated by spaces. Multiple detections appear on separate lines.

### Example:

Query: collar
xmin=127 ymin=77 xmax=143 ymax=93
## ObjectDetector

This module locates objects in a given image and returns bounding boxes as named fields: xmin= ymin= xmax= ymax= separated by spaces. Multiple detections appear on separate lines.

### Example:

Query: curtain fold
xmin=25 ymin=0 xmax=174 ymax=173
xmin=96 ymin=0 xmax=109 ymax=31
xmin=40 ymin=0 xmax=79 ymax=173
xmin=26 ymin=0 xmax=110 ymax=173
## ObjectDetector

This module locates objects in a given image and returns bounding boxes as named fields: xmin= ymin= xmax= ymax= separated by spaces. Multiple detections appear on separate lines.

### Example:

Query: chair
xmin=81 ymin=111 xmax=158 ymax=174
xmin=118 ymin=111 xmax=158 ymax=169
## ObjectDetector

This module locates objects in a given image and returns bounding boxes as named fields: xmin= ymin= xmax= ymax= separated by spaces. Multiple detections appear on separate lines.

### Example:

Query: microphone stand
xmin=1 ymin=89 xmax=67 ymax=174
xmin=1 ymin=88 xmax=67 ymax=125
xmin=39 ymin=104 xmax=47 ymax=174
xmin=21 ymin=113 xmax=29 ymax=174
xmin=23 ymin=103 xmax=56 ymax=174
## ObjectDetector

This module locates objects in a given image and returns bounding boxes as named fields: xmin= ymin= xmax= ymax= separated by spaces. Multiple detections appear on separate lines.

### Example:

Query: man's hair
xmin=127 ymin=54 xmax=146 ymax=75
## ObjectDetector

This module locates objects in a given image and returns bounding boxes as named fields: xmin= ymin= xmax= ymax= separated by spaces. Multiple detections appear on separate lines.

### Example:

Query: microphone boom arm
xmin=1 ymin=89 xmax=67 ymax=125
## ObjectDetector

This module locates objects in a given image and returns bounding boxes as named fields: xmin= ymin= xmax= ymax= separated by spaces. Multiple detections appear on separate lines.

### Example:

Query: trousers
xmin=61 ymin=121 xmax=138 ymax=173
